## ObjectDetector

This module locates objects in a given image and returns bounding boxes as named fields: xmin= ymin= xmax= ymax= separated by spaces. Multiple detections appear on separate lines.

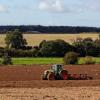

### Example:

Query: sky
xmin=0 ymin=0 xmax=100 ymax=27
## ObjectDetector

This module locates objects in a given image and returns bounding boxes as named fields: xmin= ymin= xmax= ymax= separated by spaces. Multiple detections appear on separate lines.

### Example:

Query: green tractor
xmin=42 ymin=64 xmax=93 ymax=80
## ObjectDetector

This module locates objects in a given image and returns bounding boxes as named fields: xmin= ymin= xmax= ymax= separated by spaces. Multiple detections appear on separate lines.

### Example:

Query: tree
xmin=94 ymin=35 xmax=100 ymax=57
xmin=98 ymin=34 xmax=100 ymax=40
xmin=5 ymin=29 xmax=27 ymax=49
xmin=39 ymin=40 xmax=46 ymax=48
xmin=73 ymin=37 xmax=99 ymax=57
xmin=82 ymin=38 xmax=97 ymax=56
xmin=39 ymin=39 xmax=72 ymax=57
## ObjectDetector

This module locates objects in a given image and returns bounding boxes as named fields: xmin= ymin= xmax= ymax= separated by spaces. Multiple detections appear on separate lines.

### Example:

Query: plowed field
xmin=0 ymin=64 xmax=99 ymax=88
xmin=0 ymin=65 xmax=100 ymax=100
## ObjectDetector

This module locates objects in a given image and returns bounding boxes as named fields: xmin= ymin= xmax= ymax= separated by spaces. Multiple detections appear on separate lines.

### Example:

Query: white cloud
xmin=76 ymin=0 xmax=100 ymax=12
xmin=0 ymin=5 xmax=8 ymax=13
xmin=39 ymin=0 xmax=100 ymax=13
xmin=39 ymin=0 xmax=66 ymax=13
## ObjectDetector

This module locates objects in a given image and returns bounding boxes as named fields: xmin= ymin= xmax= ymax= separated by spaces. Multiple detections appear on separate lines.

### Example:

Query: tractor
xmin=42 ymin=64 xmax=93 ymax=80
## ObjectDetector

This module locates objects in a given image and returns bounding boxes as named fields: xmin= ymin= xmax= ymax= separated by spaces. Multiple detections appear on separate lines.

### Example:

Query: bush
xmin=64 ymin=52 xmax=78 ymax=65
xmin=84 ymin=56 xmax=96 ymax=64
xmin=5 ymin=48 xmax=39 ymax=57
xmin=2 ymin=53 xmax=12 ymax=65
xmin=0 ymin=47 xmax=4 ymax=57
xmin=39 ymin=39 xmax=72 ymax=57
xmin=73 ymin=37 xmax=100 ymax=57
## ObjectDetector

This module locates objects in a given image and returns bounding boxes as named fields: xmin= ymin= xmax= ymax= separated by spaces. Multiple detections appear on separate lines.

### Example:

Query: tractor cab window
xmin=51 ymin=64 xmax=63 ymax=74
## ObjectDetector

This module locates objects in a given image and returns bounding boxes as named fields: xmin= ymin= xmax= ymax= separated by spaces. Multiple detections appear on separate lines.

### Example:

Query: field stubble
xmin=0 ymin=33 xmax=99 ymax=47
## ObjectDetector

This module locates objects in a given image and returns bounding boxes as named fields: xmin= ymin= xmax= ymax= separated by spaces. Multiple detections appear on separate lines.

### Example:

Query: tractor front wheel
xmin=47 ymin=72 xmax=55 ymax=80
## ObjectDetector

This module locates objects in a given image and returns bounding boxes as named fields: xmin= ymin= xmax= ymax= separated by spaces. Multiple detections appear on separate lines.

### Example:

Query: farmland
xmin=0 ymin=87 xmax=100 ymax=100
xmin=0 ymin=64 xmax=100 ymax=100
xmin=0 ymin=61 xmax=100 ymax=100
xmin=0 ymin=64 xmax=99 ymax=81
xmin=0 ymin=33 xmax=100 ymax=100
xmin=0 ymin=33 xmax=99 ymax=47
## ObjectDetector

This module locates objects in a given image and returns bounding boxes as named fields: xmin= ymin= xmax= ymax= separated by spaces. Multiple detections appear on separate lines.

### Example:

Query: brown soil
xmin=0 ymin=64 xmax=100 ymax=88
xmin=0 ymin=87 xmax=100 ymax=100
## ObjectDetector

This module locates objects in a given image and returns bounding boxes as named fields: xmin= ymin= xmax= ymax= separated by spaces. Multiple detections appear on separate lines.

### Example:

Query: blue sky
xmin=0 ymin=0 xmax=100 ymax=27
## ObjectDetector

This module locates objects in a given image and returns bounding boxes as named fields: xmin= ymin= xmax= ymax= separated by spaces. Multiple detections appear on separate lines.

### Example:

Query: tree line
xmin=0 ymin=25 xmax=100 ymax=33
xmin=0 ymin=29 xmax=100 ymax=58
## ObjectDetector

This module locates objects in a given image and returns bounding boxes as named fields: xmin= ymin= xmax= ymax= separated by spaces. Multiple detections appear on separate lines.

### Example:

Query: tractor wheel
xmin=47 ymin=72 xmax=55 ymax=80
xmin=60 ymin=70 xmax=68 ymax=80
xmin=41 ymin=75 xmax=47 ymax=80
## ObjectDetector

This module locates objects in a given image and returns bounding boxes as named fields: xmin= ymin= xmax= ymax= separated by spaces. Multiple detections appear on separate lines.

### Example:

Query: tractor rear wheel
xmin=60 ymin=70 xmax=68 ymax=80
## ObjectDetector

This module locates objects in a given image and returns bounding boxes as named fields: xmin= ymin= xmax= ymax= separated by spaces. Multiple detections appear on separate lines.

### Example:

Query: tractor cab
xmin=51 ymin=64 xmax=63 ymax=74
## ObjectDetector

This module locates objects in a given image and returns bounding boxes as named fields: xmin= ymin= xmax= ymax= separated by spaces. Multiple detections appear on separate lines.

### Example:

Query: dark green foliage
xmin=0 ymin=47 xmax=4 ymax=57
xmin=5 ymin=29 xmax=27 ymax=49
xmin=6 ymin=48 xmax=39 ymax=57
xmin=64 ymin=52 xmax=78 ymax=65
xmin=2 ymin=52 xmax=12 ymax=65
xmin=84 ymin=56 xmax=96 ymax=64
xmin=39 ymin=39 xmax=72 ymax=57
xmin=0 ymin=34 xmax=99 ymax=57
xmin=39 ymin=40 xmax=46 ymax=48
xmin=0 ymin=25 xmax=100 ymax=33
xmin=73 ymin=37 xmax=100 ymax=57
